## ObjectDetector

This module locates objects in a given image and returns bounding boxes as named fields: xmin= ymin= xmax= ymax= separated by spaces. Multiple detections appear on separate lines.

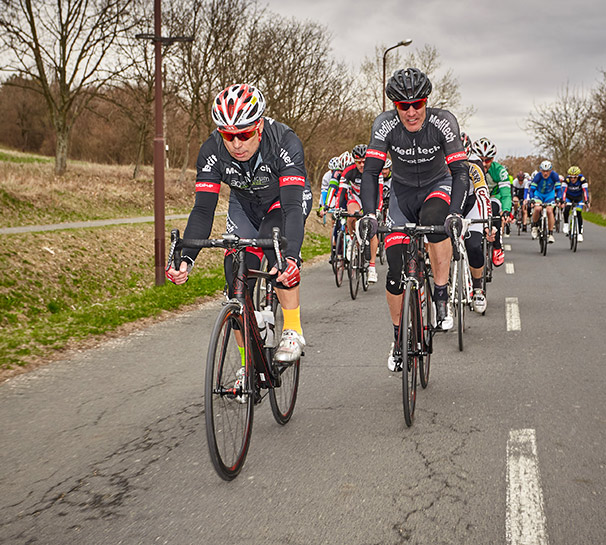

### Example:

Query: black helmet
xmin=352 ymin=144 xmax=367 ymax=159
xmin=386 ymin=68 xmax=432 ymax=102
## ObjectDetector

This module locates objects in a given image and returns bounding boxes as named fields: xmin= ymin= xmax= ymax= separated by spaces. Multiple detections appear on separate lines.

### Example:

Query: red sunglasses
xmin=395 ymin=98 xmax=427 ymax=111
xmin=218 ymin=122 xmax=259 ymax=142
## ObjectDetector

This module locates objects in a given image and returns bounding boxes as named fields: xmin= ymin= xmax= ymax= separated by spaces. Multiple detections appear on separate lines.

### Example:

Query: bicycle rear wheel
xmin=400 ymin=283 xmax=418 ymax=427
xmin=205 ymin=302 xmax=254 ymax=481
xmin=456 ymin=259 xmax=465 ymax=352
xmin=269 ymin=302 xmax=300 ymax=424
xmin=419 ymin=271 xmax=433 ymax=389
xmin=334 ymin=231 xmax=345 ymax=287
xmin=540 ymin=217 xmax=548 ymax=256
xmin=378 ymin=232 xmax=386 ymax=265
xmin=348 ymin=237 xmax=360 ymax=300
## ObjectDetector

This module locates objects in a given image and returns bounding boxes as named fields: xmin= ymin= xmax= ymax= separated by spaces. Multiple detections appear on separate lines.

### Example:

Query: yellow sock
xmin=238 ymin=345 xmax=245 ymax=367
xmin=282 ymin=307 xmax=302 ymax=335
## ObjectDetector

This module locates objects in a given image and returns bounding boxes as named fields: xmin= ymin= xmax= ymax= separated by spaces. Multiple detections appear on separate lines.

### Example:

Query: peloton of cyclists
xmin=528 ymin=160 xmax=563 ymax=243
xmin=562 ymin=165 xmax=590 ymax=242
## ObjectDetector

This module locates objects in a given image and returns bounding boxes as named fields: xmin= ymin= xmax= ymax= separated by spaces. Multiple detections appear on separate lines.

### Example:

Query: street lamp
xmin=382 ymin=39 xmax=413 ymax=112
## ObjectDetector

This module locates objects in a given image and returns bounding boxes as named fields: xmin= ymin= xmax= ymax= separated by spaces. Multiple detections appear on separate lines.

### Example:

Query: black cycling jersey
xmin=182 ymin=118 xmax=307 ymax=262
xmin=361 ymin=107 xmax=468 ymax=216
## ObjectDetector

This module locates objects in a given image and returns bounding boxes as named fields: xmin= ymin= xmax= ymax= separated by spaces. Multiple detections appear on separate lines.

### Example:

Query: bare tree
xmin=0 ymin=0 xmax=138 ymax=174
xmin=526 ymin=83 xmax=591 ymax=170
xmin=357 ymin=43 xmax=475 ymax=124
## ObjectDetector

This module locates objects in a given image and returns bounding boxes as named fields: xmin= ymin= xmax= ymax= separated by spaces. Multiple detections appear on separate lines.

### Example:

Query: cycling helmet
xmin=352 ymin=144 xmax=368 ymax=159
xmin=471 ymin=137 xmax=497 ymax=158
xmin=211 ymin=83 xmax=266 ymax=130
xmin=516 ymin=171 xmax=525 ymax=181
xmin=567 ymin=165 xmax=581 ymax=176
xmin=539 ymin=160 xmax=552 ymax=171
xmin=384 ymin=158 xmax=392 ymax=169
xmin=460 ymin=132 xmax=472 ymax=157
xmin=385 ymin=68 xmax=432 ymax=102
xmin=328 ymin=156 xmax=340 ymax=171
xmin=339 ymin=151 xmax=353 ymax=170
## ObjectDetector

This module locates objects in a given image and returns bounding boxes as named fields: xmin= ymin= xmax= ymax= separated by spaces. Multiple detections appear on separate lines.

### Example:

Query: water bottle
xmin=261 ymin=309 xmax=275 ymax=346
xmin=254 ymin=310 xmax=267 ymax=341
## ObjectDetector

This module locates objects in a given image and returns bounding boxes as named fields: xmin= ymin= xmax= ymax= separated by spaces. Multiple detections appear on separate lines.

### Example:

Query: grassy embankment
xmin=0 ymin=149 xmax=331 ymax=374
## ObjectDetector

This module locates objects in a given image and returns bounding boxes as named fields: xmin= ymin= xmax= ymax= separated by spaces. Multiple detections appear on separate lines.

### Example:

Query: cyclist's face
xmin=382 ymin=167 xmax=390 ymax=177
xmin=355 ymin=158 xmax=365 ymax=172
xmin=397 ymin=101 xmax=427 ymax=132
xmin=221 ymin=119 xmax=264 ymax=162
xmin=481 ymin=157 xmax=493 ymax=169
xmin=541 ymin=169 xmax=550 ymax=178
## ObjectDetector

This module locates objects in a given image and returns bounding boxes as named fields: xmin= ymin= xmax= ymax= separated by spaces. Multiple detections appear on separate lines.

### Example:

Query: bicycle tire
xmin=334 ymin=231 xmax=345 ymax=287
xmin=361 ymin=245 xmax=369 ymax=292
xmin=400 ymin=283 xmax=418 ymax=427
xmin=378 ymin=233 xmax=386 ymax=265
xmin=330 ymin=234 xmax=338 ymax=276
xmin=253 ymin=256 xmax=269 ymax=311
xmin=348 ymin=237 xmax=360 ymax=300
xmin=541 ymin=216 xmax=548 ymax=256
xmin=205 ymin=302 xmax=254 ymax=481
xmin=419 ymin=272 xmax=433 ymax=389
xmin=457 ymin=257 xmax=465 ymax=352
xmin=571 ymin=214 xmax=578 ymax=253
xmin=268 ymin=302 xmax=300 ymax=424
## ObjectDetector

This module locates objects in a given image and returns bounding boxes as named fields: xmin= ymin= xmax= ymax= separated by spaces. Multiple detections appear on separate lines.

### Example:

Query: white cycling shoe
xmin=368 ymin=267 xmax=378 ymax=283
xmin=274 ymin=329 xmax=305 ymax=364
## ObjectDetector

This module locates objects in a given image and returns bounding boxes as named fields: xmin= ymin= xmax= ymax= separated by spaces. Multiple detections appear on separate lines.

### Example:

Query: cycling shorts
xmin=387 ymin=176 xmax=452 ymax=225
xmin=531 ymin=190 xmax=556 ymax=205
xmin=512 ymin=187 xmax=524 ymax=201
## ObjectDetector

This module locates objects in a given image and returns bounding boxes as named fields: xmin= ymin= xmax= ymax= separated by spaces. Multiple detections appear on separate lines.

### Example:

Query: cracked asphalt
xmin=1 ymin=224 xmax=605 ymax=544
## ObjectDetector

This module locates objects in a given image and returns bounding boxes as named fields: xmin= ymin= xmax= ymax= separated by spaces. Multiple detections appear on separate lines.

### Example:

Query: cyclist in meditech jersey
xmin=470 ymin=137 xmax=511 ymax=266
xmin=165 ymin=83 xmax=308 ymax=363
xmin=336 ymin=144 xmax=380 ymax=283
xmin=562 ymin=165 xmax=589 ymax=241
xmin=360 ymin=67 xmax=469 ymax=369
xmin=460 ymin=132 xmax=492 ymax=314
xmin=528 ymin=160 xmax=562 ymax=243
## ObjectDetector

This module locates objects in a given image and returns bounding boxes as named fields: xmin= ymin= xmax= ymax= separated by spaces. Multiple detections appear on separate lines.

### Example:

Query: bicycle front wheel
xmin=456 ymin=258 xmax=465 ymax=352
xmin=571 ymin=215 xmax=578 ymax=252
xmin=348 ymin=237 xmax=360 ymax=300
xmin=540 ymin=218 xmax=548 ymax=256
xmin=419 ymin=271 xmax=433 ymax=389
xmin=400 ymin=283 xmax=418 ymax=427
xmin=334 ymin=231 xmax=345 ymax=287
xmin=205 ymin=303 xmax=254 ymax=481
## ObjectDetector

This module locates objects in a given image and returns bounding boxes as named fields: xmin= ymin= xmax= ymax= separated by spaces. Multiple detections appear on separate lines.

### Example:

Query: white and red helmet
xmin=471 ymin=137 xmax=497 ymax=159
xmin=211 ymin=83 xmax=266 ymax=130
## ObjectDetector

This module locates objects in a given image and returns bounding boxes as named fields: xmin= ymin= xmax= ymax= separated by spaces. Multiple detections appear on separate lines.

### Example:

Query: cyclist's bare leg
xmin=427 ymin=238 xmax=452 ymax=286
xmin=346 ymin=201 xmax=360 ymax=235
xmin=532 ymin=204 xmax=542 ymax=223
xmin=276 ymin=286 xmax=299 ymax=310
xmin=546 ymin=205 xmax=555 ymax=230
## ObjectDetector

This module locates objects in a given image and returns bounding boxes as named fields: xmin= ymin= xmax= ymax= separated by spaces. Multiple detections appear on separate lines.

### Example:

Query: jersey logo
xmin=374 ymin=116 xmax=399 ymax=142
xmin=428 ymin=114 xmax=457 ymax=143
xmin=195 ymin=181 xmax=221 ymax=193
xmin=279 ymin=175 xmax=305 ymax=186
xmin=367 ymin=149 xmax=387 ymax=161
xmin=200 ymin=154 xmax=218 ymax=173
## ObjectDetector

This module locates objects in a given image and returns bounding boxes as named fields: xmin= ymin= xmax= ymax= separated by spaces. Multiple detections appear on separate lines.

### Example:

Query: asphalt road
xmin=1 ymin=223 xmax=605 ymax=545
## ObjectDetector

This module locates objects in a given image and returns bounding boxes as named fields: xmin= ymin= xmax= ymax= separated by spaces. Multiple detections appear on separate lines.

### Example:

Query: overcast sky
xmin=263 ymin=0 xmax=606 ymax=159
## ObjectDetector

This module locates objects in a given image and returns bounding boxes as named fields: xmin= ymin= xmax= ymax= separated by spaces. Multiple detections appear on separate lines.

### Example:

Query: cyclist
xmin=360 ymin=67 xmax=470 ymax=370
xmin=318 ymin=156 xmax=341 ymax=216
xmin=562 ymin=165 xmax=590 ymax=242
xmin=470 ymin=137 xmax=511 ymax=266
xmin=337 ymin=144 xmax=380 ymax=283
xmin=461 ymin=132 xmax=492 ymax=313
xmin=528 ymin=160 xmax=562 ymax=243
xmin=512 ymin=171 xmax=531 ymax=231
xmin=165 ymin=83 xmax=308 ymax=363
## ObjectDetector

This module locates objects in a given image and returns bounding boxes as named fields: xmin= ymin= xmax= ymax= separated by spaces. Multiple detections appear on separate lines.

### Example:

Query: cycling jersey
xmin=320 ymin=169 xmax=341 ymax=209
xmin=464 ymin=160 xmax=491 ymax=230
xmin=485 ymin=161 xmax=512 ymax=212
xmin=562 ymin=174 xmax=589 ymax=202
xmin=360 ymin=107 xmax=468 ymax=216
xmin=338 ymin=165 xmax=383 ymax=210
xmin=528 ymin=171 xmax=562 ymax=201
xmin=183 ymin=117 xmax=307 ymax=262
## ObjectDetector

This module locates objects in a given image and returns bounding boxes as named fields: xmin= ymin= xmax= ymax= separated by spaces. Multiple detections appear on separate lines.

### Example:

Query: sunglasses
xmin=218 ymin=122 xmax=259 ymax=142
xmin=395 ymin=98 xmax=427 ymax=111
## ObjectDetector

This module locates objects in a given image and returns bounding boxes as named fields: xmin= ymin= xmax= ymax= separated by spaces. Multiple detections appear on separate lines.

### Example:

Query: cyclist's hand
xmin=166 ymin=260 xmax=190 ymax=285
xmin=444 ymin=213 xmax=463 ymax=238
xmin=272 ymin=257 xmax=301 ymax=288
xmin=485 ymin=226 xmax=497 ymax=242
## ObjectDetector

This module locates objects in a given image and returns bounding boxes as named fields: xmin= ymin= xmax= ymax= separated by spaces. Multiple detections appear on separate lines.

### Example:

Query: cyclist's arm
xmin=440 ymin=111 xmax=468 ymax=215
xmin=495 ymin=164 xmax=512 ymax=212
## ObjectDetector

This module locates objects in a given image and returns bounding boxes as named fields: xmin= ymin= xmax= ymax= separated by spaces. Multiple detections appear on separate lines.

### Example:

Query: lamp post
xmin=382 ymin=39 xmax=413 ymax=112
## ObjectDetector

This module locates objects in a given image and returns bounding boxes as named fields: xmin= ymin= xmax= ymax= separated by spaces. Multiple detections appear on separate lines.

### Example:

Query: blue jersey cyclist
xmin=528 ymin=160 xmax=563 ymax=243
xmin=166 ymin=83 xmax=308 ymax=363
xmin=562 ymin=165 xmax=589 ymax=242
xmin=360 ymin=67 xmax=469 ymax=370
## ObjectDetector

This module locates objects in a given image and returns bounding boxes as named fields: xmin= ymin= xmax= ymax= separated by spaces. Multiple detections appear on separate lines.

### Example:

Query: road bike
xmin=533 ymin=200 xmax=552 ymax=256
xmin=554 ymin=203 xmax=562 ymax=233
xmin=326 ymin=208 xmax=350 ymax=288
xmin=168 ymin=228 xmax=300 ymax=481
xmin=567 ymin=202 xmax=585 ymax=253
xmin=481 ymin=216 xmax=494 ymax=297
xmin=377 ymin=222 xmax=442 ymax=427
xmin=449 ymin=219 xmax=488 ymax=351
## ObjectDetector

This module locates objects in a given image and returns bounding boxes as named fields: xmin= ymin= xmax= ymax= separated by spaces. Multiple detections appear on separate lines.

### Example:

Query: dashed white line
xmin=506 ymin=297 xmax=521 ymax=331
xmin=506 ymin=262 xmax=515 ymax=274
xmin=507 ymin=429 xmax=549 ymax=545
xmin=504 ymin=244 xmax=512 ymax=251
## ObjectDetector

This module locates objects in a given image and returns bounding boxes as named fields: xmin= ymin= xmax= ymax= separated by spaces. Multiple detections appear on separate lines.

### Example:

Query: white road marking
xmin=506 ymin=429 xmax=549 ymax=545
xmin=506 ymin=263 xmax=515 ymax=274
xmin=506 ymin=297 xmax=521 ymax=331
xmin=504 ymin=244 xmax=512 ymax=251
